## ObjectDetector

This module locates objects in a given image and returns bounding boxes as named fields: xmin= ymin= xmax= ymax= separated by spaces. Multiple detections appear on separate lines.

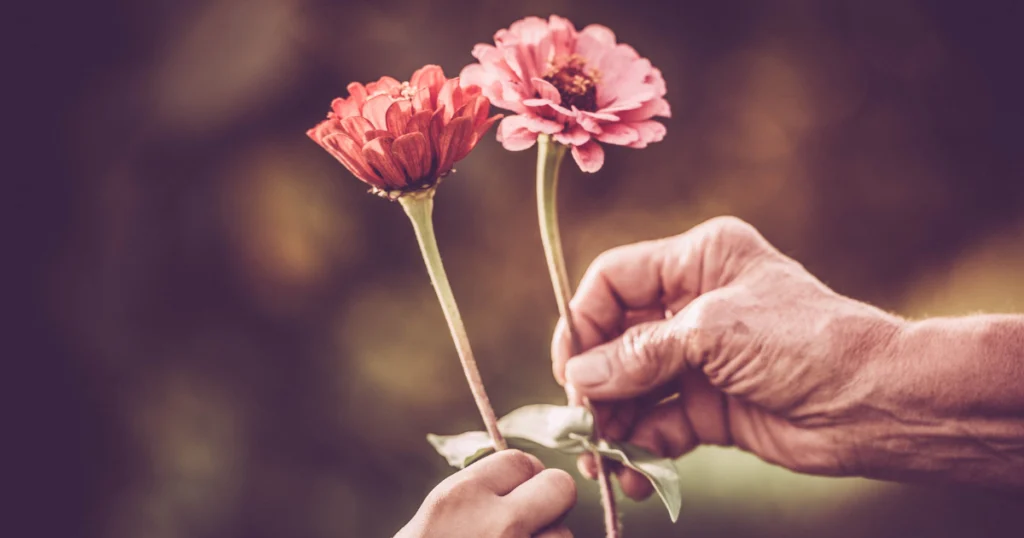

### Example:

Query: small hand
xmin=396 ymin=450 xmax=577 ymax=538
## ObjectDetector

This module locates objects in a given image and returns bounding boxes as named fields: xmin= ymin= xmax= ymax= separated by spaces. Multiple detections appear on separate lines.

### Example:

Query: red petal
xmin=437 ymin=79 xmax=462 ymax=122
xmin=437 ymin=116 xmax=473 ymax=174
xmin=406 ymin=110 xmax=433 ymax=138
xmin=365 ymin=76 xmax=401 ymax=95
xmin=411 ymin=65 xmax=447 ymax=105
xmin=361 ymin=94 xmax=393 ymax=130
xmin=362 ymin=136 xmax=407 ymax=189
xmin=391 ymin=132 xmax=431 ymax=182
xmin=340 ymin=116 xmax=374 ymax=145
xmin=385 ymin=100 xmax=414 ymax=135
xmin=346 ymin=82 xmax=368 ymax=103
xmin=319 ymin=132 xmax=386 ymax=188
xmin=410 ymin=86 xmax=431 ymax=113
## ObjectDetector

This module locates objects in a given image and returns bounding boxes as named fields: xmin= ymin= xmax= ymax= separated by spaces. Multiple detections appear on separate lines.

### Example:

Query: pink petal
xmin=391 ymin=132 xmax=431 ymax=182
xmin=496 ymin=116 xmax=540 ymax=151
xmin=362 ymin=136 xmax=407 ymax=189
xmin=571 ymin=140 xmax=605 ymax=173
xmin=530 ymin=77 xmax=562 ymax=102
xmin=617 ymin=98 xmax=671 ymax=122
xmin=580 ymin=24 xmax=617 ymax=46
xmin=385 ymin=100 xmax=414 ymax=134
xmin=553 ymin=124 xmax=590 ymax=146
xmin=361 ymin=94 xmax=393 ymax=131
xmin=625 ymin=120 xmax=667 ymax=148
xmin=596 ymin=123 xmax=640 ymax=146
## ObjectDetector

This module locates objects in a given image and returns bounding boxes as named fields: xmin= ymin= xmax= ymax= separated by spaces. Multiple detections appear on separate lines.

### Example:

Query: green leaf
xmin=582 ymin=437 xmax=682 ymax=523
xmin=427 ymin=404 xmax=682 ymax=523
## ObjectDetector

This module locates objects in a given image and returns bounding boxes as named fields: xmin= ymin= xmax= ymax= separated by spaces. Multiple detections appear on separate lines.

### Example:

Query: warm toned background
xmin=17 ymin=0 xmax=1024 ymax=537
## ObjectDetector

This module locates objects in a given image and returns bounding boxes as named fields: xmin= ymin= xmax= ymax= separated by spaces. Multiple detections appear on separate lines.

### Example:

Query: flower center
xmin=398 ymin=82 xmax=418 ymax=100
xmin=542 ymin=56 xmax=600 ymax=112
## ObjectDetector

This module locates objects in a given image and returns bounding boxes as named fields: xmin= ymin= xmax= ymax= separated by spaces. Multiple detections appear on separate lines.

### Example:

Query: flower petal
xmin=496 ymin=115 xmax=539 ymax=151
xmin=406 ymin=110 xmax=434 ymax=138
xmin=580 ymin=24 xmax=617 ymax=46
xmin=625 ymin=120 xmax=667 ymax=148
xmin=391 ymin=132 xmax=431 ymax=183
xmin=531 ymin=77 xmax=562 ymax=102
xmin=437 ymin=78 xmax=463 ymax=122
xmin=385 ymin=99 xmax=414 ymax=134
xmin=617 ymin=98 xmax=671 ymax=122
xmin=411 ymin=64 xmax=447 ymax=102
xmin=314 ymin=130 xmax=384 ymax=188
xmin=438 ymin=116 xmax=474 ymax=174
xmin=346 ymin=82 xmax=368 ymax=102
xmin=362 ymin=136 xmax=407 ymax=189
xmin=596 ymin=123 xmax=640 ymax=146
xmin=553 ymin=124 xmax=591 ymax=146
xmin=361 ymin=94 xmax=393 ymax=131
xmin=340 ymin=116 xmax=374 ymax=145
xmin=571 ymin=140 xmax=605 ymax=173
xmin=366 ymin=75 xmax=401 ymax=95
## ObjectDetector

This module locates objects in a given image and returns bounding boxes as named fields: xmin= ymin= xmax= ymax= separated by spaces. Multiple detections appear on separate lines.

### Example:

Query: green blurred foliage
xmin=42 ymin=0 xmax=1024 ymax=537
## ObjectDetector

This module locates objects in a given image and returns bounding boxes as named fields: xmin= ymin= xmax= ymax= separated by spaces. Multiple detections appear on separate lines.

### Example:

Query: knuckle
xmin=500 ymin=449 xmax=541 ymax=480
xmin=707 ymin=215 xmax=756 ymax=241
xmin=618 ymin=324 xmax=666 ymax=385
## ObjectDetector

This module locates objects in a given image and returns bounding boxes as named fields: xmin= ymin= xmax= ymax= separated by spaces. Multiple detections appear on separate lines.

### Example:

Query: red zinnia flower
xmin=461 ymin=16 xmax=670 ymax=172
xmin=307 ymin=65 xmax=501 ymax=198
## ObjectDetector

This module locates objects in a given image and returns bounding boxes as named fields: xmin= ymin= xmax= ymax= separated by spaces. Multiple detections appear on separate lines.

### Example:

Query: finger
xmin=552 ymin=216 xmax=772 ymax=384
xmin=506 ymin=469 xmax=578 ymax=533
xmin=465 ymin=449 xmax=544 ymax=495
xmin=552 ymin=238 xmax=671 ymax=384
xmin=534 ymin=524 xmax=574 ymax=538
xmin=618 ymin=467 xmax=655 ymax=500
xmin=565 ymin=319 xmax=688 ymax=401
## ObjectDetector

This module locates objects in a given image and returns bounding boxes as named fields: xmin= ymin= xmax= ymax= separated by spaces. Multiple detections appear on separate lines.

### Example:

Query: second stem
xmin=536 ymin=135 xmax=620 ymax=538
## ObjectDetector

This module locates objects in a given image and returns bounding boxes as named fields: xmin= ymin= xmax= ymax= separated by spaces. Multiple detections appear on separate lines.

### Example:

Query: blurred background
xmin=14 ymin=0 xmax=1024 ymax=537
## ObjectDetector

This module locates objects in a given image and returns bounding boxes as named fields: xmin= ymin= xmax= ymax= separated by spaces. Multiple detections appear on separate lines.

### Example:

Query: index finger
xmin=551 ymin=216 xmax=771 ymax=385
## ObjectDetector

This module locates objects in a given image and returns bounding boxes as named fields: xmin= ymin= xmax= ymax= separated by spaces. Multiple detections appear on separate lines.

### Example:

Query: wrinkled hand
xmin=552 ymin=216 xmax=903 ymax=499
xmin=396 ymin=450 xmax=576 ymax=538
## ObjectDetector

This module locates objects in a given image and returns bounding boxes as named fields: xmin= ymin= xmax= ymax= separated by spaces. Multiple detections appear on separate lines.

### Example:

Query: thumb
xmin=564 ymin=319 xmax=687 ymax=401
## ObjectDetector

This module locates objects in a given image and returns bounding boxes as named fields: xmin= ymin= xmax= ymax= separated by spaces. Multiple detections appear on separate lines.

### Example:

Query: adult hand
xmin=552 ymin=216 xmax=907 ymax=497
xmin=396 ymin=450 xmax=576 ymax=538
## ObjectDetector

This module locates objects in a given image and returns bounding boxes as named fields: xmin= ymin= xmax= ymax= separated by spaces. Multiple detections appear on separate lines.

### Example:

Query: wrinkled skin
xmin=396 ymin=450 xmax=576 ymax=538
xmin=554 ymin=216 xmax=1024 ymax=494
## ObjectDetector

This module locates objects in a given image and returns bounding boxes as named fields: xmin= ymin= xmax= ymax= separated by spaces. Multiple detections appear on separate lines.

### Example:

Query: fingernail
xmin=566 ymin=354 xmax=610 ymax=386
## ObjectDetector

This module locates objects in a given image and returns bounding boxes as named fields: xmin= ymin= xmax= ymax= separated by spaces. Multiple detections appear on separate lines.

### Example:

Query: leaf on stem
xmin=427 ymin=404 xmax=682 ymax=522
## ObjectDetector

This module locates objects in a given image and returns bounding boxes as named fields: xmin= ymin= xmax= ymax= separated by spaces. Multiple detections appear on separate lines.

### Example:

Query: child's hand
xmin=396 ymin=450 xmax=577 ymax=538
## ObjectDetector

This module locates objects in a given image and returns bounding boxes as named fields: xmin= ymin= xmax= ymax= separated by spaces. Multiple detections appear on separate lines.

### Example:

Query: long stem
xmin=400 ymin=192 xmax=507 ymax=451
xmin=536 ymin=135 xmax=620 ymax=538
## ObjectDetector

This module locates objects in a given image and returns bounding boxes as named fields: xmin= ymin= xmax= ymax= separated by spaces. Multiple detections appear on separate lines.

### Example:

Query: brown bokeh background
xmin=17 ymin=0 xmax=1024 ymax=537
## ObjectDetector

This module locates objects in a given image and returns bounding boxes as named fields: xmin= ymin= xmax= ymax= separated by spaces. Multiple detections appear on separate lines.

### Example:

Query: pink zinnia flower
xmin=307 ymin=65 xmax=501 ymax=199
xmin=460 ymin=15 xmax=670 ymax=173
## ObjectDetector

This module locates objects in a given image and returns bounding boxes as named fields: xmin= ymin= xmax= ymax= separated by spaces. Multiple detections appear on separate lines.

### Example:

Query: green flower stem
xmin=536 ymin=135 xmax=621 ymax=538
xmin=400 ymin=192 xmax=508 ymax=452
